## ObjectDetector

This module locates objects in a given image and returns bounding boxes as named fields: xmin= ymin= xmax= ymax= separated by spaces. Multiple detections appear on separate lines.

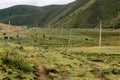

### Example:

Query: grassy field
xmin=0 ymin=26 xmax=120 ymax=80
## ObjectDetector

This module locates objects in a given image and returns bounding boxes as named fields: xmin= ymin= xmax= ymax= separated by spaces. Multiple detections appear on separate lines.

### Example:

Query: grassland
xmin=0 ymin=26 xmax=120 ymax=80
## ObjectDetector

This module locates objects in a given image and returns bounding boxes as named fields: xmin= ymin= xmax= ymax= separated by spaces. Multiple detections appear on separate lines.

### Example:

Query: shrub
xmin=111 ymin=68 xmax=120 ymax=75
xmin=102 ymin=68 xmax=120 ymax=75
xmin=15 ymin=57 xmax=33 ymax=72
xmin=102 ymin=69 xmax=111 ymax=75
xmin=1 ymin=52 xmax=33 ymax=72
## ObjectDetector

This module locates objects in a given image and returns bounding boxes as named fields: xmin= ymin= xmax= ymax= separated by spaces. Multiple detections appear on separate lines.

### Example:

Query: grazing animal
xmin=9 ymin=37 xmax=13 ymax=40
xmin=3 ymin=33 xmax=6 ymax=35
xmin=86 ymin=38 xmax=88 ymax=41
xmin=4 ymin=36 xmax=8 ymax=40
xmin=16 ymin=35 xmax=19 ymax=39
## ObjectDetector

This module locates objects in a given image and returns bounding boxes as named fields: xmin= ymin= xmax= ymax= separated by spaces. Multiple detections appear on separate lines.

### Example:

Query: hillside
xmin=0 ymin=25 xmax=120 ymax=79
xmin=0 ymin=5 xmax=64 ymax=26
xmin=46 ymin=0 xmax=90 ymax=27
xmin=0 ymin=0 xmax=90 ymax=27
xmin=0 ymin=0 xmax=120 ymax=28
xmin=11 ymin=5 xmax=64 ymax=27
xmin=51 ymin=0 xmax=120 ymax=28
xmin=0 ymin=1 xmax=120 ymax=79
xmin=0 ymin=5 xmax=44 ymax=20
xmin=0 ymin=23 xmax=25 ymax=32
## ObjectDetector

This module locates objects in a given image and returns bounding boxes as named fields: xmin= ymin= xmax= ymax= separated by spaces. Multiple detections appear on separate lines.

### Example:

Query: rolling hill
xmin=0 ymin=5 xmax=44 ymax=19
xmin=51 ymin=0 xmax=120 ymax=28
xmin=0 ymin=0 xmax=120 ymax=28
xmin=0 ymin=5 xmax=64 ymax=27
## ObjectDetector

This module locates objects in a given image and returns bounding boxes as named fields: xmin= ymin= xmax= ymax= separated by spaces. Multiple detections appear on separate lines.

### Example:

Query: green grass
xmin=0 ymin=28 xmax=120 ymax=80
xmin=2 ymin=28 xmax=119 ymax=47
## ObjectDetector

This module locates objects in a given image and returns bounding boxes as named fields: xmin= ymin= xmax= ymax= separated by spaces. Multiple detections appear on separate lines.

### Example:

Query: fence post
xmin=99 ymin=20 xmax=102 ymax=48
xmin=60 ymin=28 xmax=63 ymax=38
xmin=8 ymin=21 xmax=11 ymax=40
xmin=68 ymin=29 xmax=72 ymax=46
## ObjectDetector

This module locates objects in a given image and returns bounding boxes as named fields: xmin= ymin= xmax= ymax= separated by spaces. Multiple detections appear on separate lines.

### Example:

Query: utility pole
xmin=68 ymin=29 xmax=72 ymax=46
xmin=60 ymin=28 xmax=63 ymax=38
xmin=51 ymin=26 xmax=53 ymax=35
xmin=55 ymin=28 xmax=58 ymax=35
xmin=99 ymin=20 xmax=102 ymax=48
xmin=8 ymin=21 xmax=11 ymax=40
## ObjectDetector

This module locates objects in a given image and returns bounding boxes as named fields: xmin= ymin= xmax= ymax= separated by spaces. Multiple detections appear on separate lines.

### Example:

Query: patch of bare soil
xmin=33 ymin=60 xmax=47 ymax=80
xmin=0 ymin=23 xmax=26 ymax=33
xmin=91 ymin=69 xmax=108 ymax=80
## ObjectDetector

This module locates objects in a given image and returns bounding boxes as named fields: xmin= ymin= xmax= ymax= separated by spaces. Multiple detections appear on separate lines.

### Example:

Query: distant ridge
xmin=0 ymin=0 xmax=120 ymax=28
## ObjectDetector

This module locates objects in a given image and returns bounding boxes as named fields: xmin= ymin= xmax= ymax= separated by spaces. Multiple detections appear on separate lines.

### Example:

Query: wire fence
xmin=0 ymin=27 xmax=120 ymax=47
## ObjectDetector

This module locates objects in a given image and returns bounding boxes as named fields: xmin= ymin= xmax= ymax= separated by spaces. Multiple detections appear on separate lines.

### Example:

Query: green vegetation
xmin=1 ymin=50 xmax=33 ymax=72
xmin=0 ymin=0 xmax=120 ymax=28
xmin=0 ymin=26 xmax=120 ymax=80
xmin=0 ymin=0 xmax=120 ymax=79
xmin=55 ymin=0 xmax=120 ymax=28
xmin=0 ymin=5 xmax=64 ymax=26
xmin=0 ymin=46 xmax=34 ymax=80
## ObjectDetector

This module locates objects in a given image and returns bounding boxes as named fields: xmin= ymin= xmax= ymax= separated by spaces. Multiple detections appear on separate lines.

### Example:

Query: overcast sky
xmin=0 ymin=0 xmax=75 ymax=9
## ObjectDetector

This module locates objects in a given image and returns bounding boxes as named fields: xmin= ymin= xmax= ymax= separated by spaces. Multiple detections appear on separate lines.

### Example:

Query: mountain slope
xmin=104 ymin=12 xmax=120 ymax=29
xmin=0 ymin=5 xmax=64 ymax=26
xmin=0 ymin=0 xmax=90 ymax=27
xmin=46 ymin=0 xmax=90 ymax=26
xmin=9 ymin=5 xmax=64 ymax=26
xmin=0 ymin=0 xmax=120 ymax=28
xmin=51 ymin=0 xmax=120 ymax=28
xmin=0 ymin=5 xmax=45 ymax=20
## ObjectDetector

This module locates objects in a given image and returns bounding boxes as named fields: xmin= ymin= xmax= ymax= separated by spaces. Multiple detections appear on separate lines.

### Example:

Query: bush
xmin=102 ymin=69 xmax=111 ymax=75
xmin=15 ymin=57 xmax=33 ymax=72
xmin=1 ymin=52 xmax=33 ymax=72
xmin=111 ymin=68 xmax=120 ymax=75
xmin=102 ymin=68 xmax=120 ymax=75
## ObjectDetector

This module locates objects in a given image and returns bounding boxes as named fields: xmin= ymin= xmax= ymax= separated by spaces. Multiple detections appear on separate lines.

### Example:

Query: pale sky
xmin=0 ymin=0 xmax=75 ymax=9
